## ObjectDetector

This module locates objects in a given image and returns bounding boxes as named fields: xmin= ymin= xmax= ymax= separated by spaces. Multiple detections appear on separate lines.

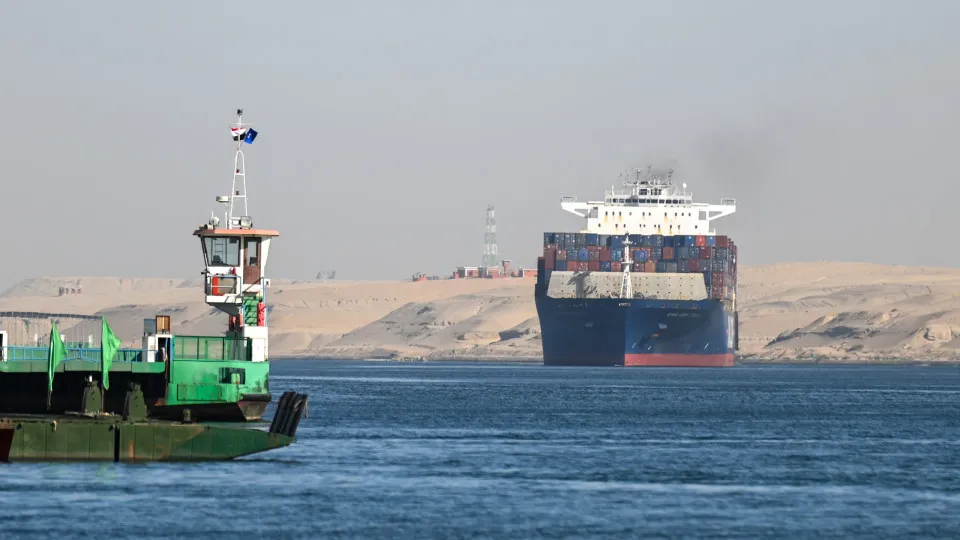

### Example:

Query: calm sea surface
xmin=3 ymin=361 xmax=960 ymax=538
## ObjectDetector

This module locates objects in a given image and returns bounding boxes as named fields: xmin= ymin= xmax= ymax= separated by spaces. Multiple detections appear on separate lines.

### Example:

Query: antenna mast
xmin=222 ymin=108 xmax=258 ymax=229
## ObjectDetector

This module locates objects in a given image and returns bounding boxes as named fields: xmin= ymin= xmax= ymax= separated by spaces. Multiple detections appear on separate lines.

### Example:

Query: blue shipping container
xmin=578 ymin=248 xmax=589 ymax=261
xmin=636 ymin=249 xmax=648 ymax=263
xmin=600 ymin=261 xmax=612 ymax=272
xmin=611 ymin=237 xmax=624 ymax=249
xmin=556 ymin=260 xmax=567 ymax=271
xmin=663 ymin=236 xmax=675 ymax=247
xmin=706 ymin=236 xmax=717 ymax=247
xmin=611 ymin=248 xmax=623 ymax=261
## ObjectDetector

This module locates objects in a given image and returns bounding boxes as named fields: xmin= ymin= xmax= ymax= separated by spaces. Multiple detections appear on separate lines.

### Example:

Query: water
xmin=4 ymin=361 xmax=960 ymax=538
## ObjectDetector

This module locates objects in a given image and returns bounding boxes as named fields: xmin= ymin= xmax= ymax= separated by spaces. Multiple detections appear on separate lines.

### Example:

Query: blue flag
xmin=244 ymin=129 xmax=258 ymax=144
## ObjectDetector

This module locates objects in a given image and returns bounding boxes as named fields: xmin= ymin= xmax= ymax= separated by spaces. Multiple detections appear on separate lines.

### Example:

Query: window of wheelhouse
xmin=245 ymin=238 xmax=260 ymax=266
xmin=203 ymin=236 xmax=241 ymax=267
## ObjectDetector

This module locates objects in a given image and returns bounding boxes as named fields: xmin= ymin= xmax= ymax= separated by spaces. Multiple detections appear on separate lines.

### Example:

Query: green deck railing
xmin=3 ymin=346 xmax=143 ymax=363
xmin=2 ymin=336 xmax=251 ymax=363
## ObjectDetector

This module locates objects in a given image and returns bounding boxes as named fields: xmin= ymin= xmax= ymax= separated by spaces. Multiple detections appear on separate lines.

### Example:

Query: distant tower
xmin=481 ymin=204 xmax=499 ymax=268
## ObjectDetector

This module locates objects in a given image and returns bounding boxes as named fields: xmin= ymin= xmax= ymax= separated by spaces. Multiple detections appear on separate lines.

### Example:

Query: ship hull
xmin=0 ymin=415 xmax=297 ymax=462
xmin=535 ymin=294 xmax=736 ymax=367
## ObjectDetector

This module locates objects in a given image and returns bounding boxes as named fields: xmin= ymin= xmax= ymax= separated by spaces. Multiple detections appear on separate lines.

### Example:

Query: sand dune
xmin=2 ymin=263 xmax=960 ymax=362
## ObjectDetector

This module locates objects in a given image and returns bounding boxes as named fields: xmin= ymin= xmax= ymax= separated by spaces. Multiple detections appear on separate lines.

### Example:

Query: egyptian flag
xmin=231 ymin=127 xmax=259 ymax=144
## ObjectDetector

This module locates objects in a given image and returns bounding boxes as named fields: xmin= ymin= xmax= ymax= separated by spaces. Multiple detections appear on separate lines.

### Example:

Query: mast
xmin=620 ymin=233 xmax=633 ymax=299
xmin=224 ymin=108 xmax=257 ymax=229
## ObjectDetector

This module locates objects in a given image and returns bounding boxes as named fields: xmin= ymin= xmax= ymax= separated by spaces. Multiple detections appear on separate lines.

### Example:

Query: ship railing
xmin=2 ymin=346 xmax=143 ymax=363
xmin=173 ymin=335 xmax=251 ymax=362
xmin=2 ymin=339 xmax=252 ymax=363
xmin=205 ymin=274 xmax=239 ymax=296
xmin=561 ymin=196 xmax=578 ymax=202
xmin=720 ymin=198 xmax=736 ymax=206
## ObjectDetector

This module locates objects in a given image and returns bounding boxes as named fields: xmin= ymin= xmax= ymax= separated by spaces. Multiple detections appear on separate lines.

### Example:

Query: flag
xmin=47 ymin=322 xmax=66 ymax=392
xmin=231 ymin=127 xmax=249 ymax=141
xmin=231 ymin=127 xmax=258 ymax=144
xmin=101 ymin=317 xmax=122 ymax=391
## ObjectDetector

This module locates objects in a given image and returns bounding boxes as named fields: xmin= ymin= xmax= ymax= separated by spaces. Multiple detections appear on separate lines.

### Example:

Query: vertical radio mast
xmin=222 ymin=108 xmax=258 ymax=229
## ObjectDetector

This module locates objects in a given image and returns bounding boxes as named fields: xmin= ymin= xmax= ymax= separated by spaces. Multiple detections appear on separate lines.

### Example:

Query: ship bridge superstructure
xmin=560 ymin=166 xmax=736 ymax=235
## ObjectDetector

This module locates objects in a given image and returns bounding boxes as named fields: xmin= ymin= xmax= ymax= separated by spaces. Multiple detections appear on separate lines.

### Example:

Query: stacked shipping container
xmin=540 ymin=232 xmax=738 ymax=301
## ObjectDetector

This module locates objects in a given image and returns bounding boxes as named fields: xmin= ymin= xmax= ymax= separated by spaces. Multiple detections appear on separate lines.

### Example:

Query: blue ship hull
xmin=534 ymin=292 xmax=738 ymax=367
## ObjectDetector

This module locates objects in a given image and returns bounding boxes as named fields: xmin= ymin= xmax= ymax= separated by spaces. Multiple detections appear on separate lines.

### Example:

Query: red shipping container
xmin=588 ymin=250 xmax=600 ymax=261
xmin=587 ymin=245 xmax=600 ymax=252
xmin=712 ymin=272 xmax=725 ymax=287
xmin=610 ymin=262 xmax=622 ymax=272
xmin=556 ymin=249 xmax=567 ymax=261
xmin=632 ymin=262 xmax=644 ymax=272
xmin=587 ymin=261 xmax=600 ymax=272
xmin=662 ymin=246 xmax=675 ymax=259
xmin=710 ymin=283 xmax=724 ymax=298
xmin=599 ymin=247 xmax=611 ymax=262
xmin=644 ymin=261 xmax=656 ymax=273
xmin=688 ymin=259 xmax=700 ymax=272
xmin=715 ymin=235 xmax=729 ymax=248
xmin=544 ymin=252 xmax=556 ymax=271
xmin=695 ymin=235 xmax=706 ymax=247
xmin=700 ymin=246 xmax=712 ymax=259
xmin=576 ymin=261 xmax=589 ymax=272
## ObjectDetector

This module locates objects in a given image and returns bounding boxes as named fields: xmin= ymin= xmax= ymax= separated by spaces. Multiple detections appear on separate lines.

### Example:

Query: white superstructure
xmin=560 ymin=166 xmax=736 ymax=236
xmin=193 ymin=108 xmax=277 ymax=362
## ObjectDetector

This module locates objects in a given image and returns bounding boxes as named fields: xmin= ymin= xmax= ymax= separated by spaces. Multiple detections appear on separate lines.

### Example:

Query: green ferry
xmin=0 ymin=109 xmax=307 ymax=462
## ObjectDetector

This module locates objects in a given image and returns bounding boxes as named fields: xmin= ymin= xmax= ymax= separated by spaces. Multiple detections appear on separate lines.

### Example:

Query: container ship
xmin=534 ymin=166 xmax=739 ymax=367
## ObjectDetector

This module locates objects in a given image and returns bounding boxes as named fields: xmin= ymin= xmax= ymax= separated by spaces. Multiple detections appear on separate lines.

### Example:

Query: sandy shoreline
xmin=3 ymin=262 xmax=960 ymax=365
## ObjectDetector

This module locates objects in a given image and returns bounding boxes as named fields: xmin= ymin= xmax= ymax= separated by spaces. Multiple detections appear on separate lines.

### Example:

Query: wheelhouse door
xmin=243 ymin=237 xmax=261 ymax=285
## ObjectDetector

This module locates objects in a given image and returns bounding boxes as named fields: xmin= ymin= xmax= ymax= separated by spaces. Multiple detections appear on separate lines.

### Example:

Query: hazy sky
xmin=1 ymin=1 xmax=958 ymax=287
